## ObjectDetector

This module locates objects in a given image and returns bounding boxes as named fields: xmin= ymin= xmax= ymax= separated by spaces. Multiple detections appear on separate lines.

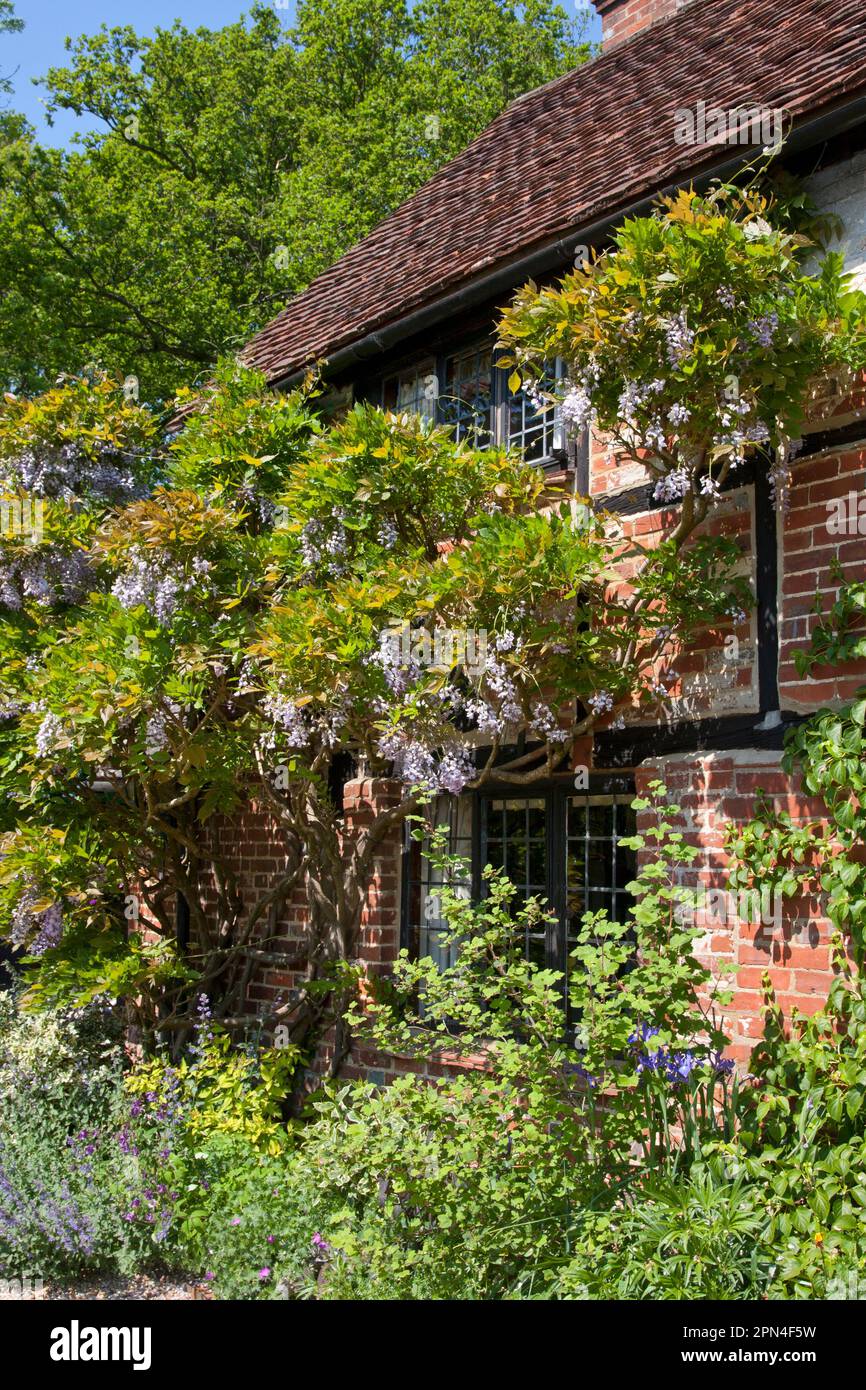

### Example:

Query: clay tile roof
xmin=242 ymin=0 xmax=866 ymax=385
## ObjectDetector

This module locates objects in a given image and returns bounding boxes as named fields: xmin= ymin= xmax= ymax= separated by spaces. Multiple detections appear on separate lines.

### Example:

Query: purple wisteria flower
xmin=587 ymin=690 xmax=614 ymax=715
xmin=748 ymin=312 xmax=779 ymax=347
xmin=9 ymin=879 xmax=63 ymax=953
xmin=2 ymin=439 xmax=148 ymax=505
xmin=377 ymin=730 xmax=475 ymax=796
xmin=653 ymin=468 xmax=692 ymax=504
xmin=663 ymin=313 xmax=694 ymax=366
xmin=112 ymin=548 xmax=201 ymax=626
xmin=560 ymin=383 xmax=595 ymax=433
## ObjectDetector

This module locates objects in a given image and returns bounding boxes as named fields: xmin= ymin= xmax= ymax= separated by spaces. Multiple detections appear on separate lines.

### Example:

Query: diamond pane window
xmin=438 ymin=344 xmax=495 ymax=445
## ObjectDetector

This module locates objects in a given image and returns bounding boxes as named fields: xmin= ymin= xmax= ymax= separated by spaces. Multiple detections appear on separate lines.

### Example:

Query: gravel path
xmin=1 ymin=1273 xmax=212 ymax=1300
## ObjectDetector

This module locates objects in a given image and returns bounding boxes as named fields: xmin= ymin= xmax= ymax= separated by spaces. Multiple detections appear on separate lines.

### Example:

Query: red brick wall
xmin=780 ymin=443 xmax=866 ymax=710
xmin=635 ymin=750 xmax=842 ymax=1064
xmin=197 ymin=806 xmax=308 ymax=1020
xmin=197 ymin=783 xmax=405 ymax=1022
xmin=595 ymin=0 xmax=685 ymax=48
xmin=586 ymin=432 xmax=866 ymax=726
xmin=612 ymin=485 xmax=757 ymax=721
xmin=342 ymin=778 xmax=402 ymax=980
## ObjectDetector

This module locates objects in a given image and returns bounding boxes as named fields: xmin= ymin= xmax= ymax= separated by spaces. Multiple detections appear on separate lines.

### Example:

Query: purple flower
xmin=587 ymin=690 xmax=614 ymax=716
xmin=573 ymin=1064 xmax=597 ymax=1088
xmin=710 ymin=1051 xmax=735 ymax=1077
xmin=663 ymin=312 xmax=694 ymax=366
xmin=748 ymin=311 xmax=779 ymax=347
xmin=628 ymin=1022 xmax=660 ymax=1046
xmin=258 ymin=1267 xmax=271 ymax=1281
xmin=653 ymin=468 xmax=691 ymax=503
xmin=665 ymin=1051 xmax=698 ymax=1084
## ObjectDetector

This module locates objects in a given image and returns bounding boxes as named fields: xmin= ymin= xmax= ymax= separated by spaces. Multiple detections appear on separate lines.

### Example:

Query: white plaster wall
xmin=804 ymin=147 xmax=866 ymax=291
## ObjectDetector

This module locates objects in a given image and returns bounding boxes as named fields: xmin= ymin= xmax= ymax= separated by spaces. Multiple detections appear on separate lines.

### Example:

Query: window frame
xmin=374 ymin=334 xmax=569 ymax=471
xmin=400 ymin=773 xmax=637 ymax=1004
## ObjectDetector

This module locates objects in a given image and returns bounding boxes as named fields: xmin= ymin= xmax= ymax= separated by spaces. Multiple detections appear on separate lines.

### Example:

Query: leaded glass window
xmin=506 ymin=358 xmax=563 ymax=461
xmin=403 ymin=784 xmax=636 ymax=1013
xmin=438 ymin=343 xmax=495 ymax=445
xmin=382 ymin=360 xmax=438 ymax=419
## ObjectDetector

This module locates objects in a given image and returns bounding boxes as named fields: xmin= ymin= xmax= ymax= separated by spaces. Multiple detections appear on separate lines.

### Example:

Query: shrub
xmin=536 ymin=1166 xmax=772 ymax=1301
xmin=0 ymin=987 xmax=129 ymax=1278
xmin=0 ymin=985 xmax=302 ymax=1283
xmin=125 ymin=1008 xmax=301 ymax=1158
xmin=186 ymin=1142 xmax=339 ymax=1300
xmin=711 ymin=944 xmax=866 ymax=1299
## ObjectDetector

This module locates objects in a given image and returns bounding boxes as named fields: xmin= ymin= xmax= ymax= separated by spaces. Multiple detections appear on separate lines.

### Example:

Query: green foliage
xmin=537 ymin=1167 xmax=772 ymax=1301
xmin=127 ymin=1023 xmax=300 ymax=1157
xmin=168 ymin=360 xmax=320 ymax=506
xmin=569 ymin=784 xmax=737 ymax=1171
xmin=0 ymin=1 xmax=589 ymax=398
xmin=0 ymin=1 xmax=22 ymax=102
xmin=0 ymin=366 xmax=750 ymax=1038
xmin=720 ymin=529 xmax=866 ymax=1298
xmin=282 ymin=791 xmax=740 ymax=1299
xmin=500 ymin=182 xmax=866 ymax=505
xmin=0 ymin=986 xmax=306 ymax=1283
xmin=297 ymin=1071 xmax=586 ymax=1300
xmin=727 ymin=568 xmax=866 ymax=962
xmin=0 ymin=984 xmax=124 ymax=1134
xmin=794 ymin=560 xmax=866 ymax=674
xmin=713 ymin=948 xmax=866 ymax=1297
xmin=257 ymin=403 xmax=747 ymax=777
xmin=0 ymin=988 xmax=129 ymax=1279
xmin=185 ymin=1142 xmax=333 ymax=1299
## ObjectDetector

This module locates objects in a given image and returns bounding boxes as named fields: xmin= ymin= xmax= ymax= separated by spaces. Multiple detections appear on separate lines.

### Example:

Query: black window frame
xmin=373 ymin=332 xmax=570 ymax=472
xmin=400 ymin=773 xmax=637 ymax=1012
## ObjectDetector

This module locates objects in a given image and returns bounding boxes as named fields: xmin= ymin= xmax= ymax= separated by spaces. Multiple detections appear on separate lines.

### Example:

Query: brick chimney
xmin=593 ymin=0 xmax=689 ymax=48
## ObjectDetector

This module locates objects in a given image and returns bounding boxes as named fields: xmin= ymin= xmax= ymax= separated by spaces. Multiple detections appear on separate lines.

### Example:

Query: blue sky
xmin=1 ymin=1 xmax=296 ymax=145
xmin=1 ymin=1 xmax=598 ymax=148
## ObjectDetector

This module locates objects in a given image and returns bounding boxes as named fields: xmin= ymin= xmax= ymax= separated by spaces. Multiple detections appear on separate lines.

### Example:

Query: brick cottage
xmin=200 ymin=0 xmax=866 ymax=1077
